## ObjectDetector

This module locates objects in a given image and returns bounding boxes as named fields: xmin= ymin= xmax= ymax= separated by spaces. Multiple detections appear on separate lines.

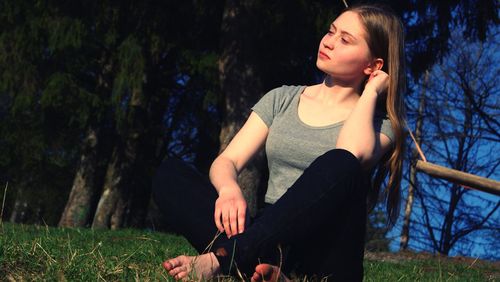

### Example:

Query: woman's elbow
xmin=335 ymin=144 xmax=375 ymax=169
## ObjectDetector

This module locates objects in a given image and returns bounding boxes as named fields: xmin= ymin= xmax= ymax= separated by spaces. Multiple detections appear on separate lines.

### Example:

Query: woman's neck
xmin=312 ymin=76 xmax=363 ymax=108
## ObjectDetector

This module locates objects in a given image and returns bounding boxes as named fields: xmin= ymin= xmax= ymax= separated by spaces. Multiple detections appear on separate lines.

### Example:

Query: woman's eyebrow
xmin=330 ymin=23 xmax=357 ymax=41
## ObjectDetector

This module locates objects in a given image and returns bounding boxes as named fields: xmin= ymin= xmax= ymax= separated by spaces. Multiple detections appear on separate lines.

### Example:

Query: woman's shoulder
xmin=301 ymin=83 xmax=322 ymax=93
xmin=259 ymin=85 xmax=306 ymax=106
xmin=267 ymin=85 xmax=307 ymax=97
xmin=252 ymin=85 xmax=306 ymax=124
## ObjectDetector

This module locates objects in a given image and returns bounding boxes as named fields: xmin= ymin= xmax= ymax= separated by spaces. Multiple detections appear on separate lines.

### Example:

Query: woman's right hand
xmin=210 ymin=112 xmax=269 ymax=238
xmin=214 ymin=185 xmax=247 ymax=238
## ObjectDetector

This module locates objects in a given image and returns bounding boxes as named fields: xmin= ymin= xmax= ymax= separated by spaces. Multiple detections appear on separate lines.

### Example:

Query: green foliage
xmin=47 ymin=17 xmax=86 ymax=52
xmin=112 ymin=35 xmax=145 ymax=132
xmin=41 ymin=72 xmax=97 ymax=128
xmin=0 ymin=0 xmax=223 ymax=225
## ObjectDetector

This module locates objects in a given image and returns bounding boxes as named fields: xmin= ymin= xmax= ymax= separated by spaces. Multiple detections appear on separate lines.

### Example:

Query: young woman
xmin=153 ymin=4 xmax=406 ymax=281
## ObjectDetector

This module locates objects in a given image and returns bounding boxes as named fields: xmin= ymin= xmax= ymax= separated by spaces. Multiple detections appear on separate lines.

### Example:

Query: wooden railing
xmin=415 ymin=160 xmax=500 ymax=196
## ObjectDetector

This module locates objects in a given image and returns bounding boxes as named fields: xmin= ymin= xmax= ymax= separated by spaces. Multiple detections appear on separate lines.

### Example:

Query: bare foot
xmin=163 ymin=252 xmax=220 ymax=281
xmin=251 ymin=264 xmax=291 ymax=282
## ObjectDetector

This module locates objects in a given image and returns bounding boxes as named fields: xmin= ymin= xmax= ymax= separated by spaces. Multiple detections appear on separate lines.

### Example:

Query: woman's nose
xmin=323 ymin=36 xmax=336 ymax=49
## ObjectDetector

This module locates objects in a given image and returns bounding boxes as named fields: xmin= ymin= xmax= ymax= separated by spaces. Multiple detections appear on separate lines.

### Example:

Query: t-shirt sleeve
xmin=251 ymin=86 xmax=288 ymax=127
xmin=374 ymin=112 xmax=395 ymax=142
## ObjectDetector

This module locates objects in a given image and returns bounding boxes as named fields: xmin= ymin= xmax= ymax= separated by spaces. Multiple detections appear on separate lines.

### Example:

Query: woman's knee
xmin=152 ymin=158 xmax=216 ymax=204
xmin=309 ymin=149 xmax=362 ymax=177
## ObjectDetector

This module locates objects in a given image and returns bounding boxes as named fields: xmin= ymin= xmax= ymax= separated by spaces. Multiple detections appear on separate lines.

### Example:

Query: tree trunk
xmin=127 ymin=67 xmax=172 ymax=228
xmin=439 ymin=96 xmax=473 ymax=255
xmin=400 ymin=159 xmax=417 ymax=250
xmin=218 ymin=0 xmax=265 ymax=216
xmin=58 ymin=127 xmax=102 ymax=227
xmin=9 ymin=198 xmax=25 ymax=223
xmin=92 ymin=88 xmax=145 ymax=229
xmin=8 ymin=182 xmax=31 ymax=223
xmin=123 ymin=143 xmax=155 ymax=228
xmin=91 ymin=143 xmax=137 ymax=229
xmin=400 ymin=71 xmax=428 ymax=250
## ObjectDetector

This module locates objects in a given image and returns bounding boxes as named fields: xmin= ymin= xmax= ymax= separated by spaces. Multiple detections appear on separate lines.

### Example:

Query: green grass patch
xmin=364 ymin=257 xmax=498 ymax=281
xmin=1 ymin=223 xmax=497 ymax=281
xmin=1 ymin=222 xmax=196 ymax=281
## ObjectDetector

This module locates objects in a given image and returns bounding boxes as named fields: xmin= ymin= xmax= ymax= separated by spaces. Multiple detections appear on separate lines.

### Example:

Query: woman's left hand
xmin=364 ymin=70 xmax=389 ymax=98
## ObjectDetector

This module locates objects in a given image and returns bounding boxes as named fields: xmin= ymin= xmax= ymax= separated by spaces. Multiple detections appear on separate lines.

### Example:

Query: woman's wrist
xmin=218 ymin=184 xmax=241 ymax=196
xmin=359 ymin=88 xmax=380 ymax=108
xmin=361 ymin=87 xmax=380 ymax=99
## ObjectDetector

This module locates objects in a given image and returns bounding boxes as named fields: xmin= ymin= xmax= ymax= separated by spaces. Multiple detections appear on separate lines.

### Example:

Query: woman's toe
xmin=175 ymin=271 xmax=188 ymax=280
xmin=163 ymin=261 xmax=172 ymax=270
xmin=251 ymin=271 xmax=264 ymax=282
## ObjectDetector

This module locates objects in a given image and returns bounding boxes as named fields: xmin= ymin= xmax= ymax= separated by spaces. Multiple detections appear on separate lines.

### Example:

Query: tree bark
xmin=218 ymin=0 xmax=265 ymax=216
xmin=8 ymin=180 xmax=32 ymax=223
xmin=58 ymin=127 xmax=102 ymax=227
xmin=92 ymin=88 xmax=145 ymax=229
xmin=9 ymin=198 xmax=26 ymax=223
xmin=91 ymin=147 xmax=127 ymax=229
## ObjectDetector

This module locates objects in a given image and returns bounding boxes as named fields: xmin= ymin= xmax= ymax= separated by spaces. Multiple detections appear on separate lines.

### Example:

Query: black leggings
xmin=152 ymin=149 xmax=367 ymax=281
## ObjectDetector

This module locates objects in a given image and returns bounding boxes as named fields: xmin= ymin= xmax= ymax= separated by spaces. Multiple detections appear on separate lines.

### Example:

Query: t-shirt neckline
xmin=294 ymin=85 xmax=345 ymax=130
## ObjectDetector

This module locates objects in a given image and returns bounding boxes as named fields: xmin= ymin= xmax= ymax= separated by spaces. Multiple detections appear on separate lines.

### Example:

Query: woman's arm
xmin=210 ymin=111 xmax=269 ymax=237
xmin=336 ymin=70 xmax=393 ymax=169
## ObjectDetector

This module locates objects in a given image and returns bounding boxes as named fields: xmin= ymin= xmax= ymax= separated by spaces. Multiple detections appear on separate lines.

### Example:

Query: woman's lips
xmin=318 ymin=51 xmax=330 ymax=60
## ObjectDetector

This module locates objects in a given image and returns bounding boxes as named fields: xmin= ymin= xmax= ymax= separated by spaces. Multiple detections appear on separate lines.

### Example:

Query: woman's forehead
xmin=331 ymin=11 xmax=367 ymax=39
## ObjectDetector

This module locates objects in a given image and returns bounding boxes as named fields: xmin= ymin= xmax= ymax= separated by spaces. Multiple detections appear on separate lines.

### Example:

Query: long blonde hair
xmin=347 ymin=4 xmax=407 ymax=225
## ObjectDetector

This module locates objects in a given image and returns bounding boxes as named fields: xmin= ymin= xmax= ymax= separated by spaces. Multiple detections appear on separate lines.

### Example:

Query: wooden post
xmin=415 ymin=160 xmax=500 ymax=196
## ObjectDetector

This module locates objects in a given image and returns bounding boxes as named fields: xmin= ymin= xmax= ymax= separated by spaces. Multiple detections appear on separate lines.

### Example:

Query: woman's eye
xmin=341 ymin=38 xmax=349 ymax=43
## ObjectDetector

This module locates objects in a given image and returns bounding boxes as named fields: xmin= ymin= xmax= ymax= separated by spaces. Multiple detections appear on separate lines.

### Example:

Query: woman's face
xmin=316 ymin=11 xmax=374 ymax=84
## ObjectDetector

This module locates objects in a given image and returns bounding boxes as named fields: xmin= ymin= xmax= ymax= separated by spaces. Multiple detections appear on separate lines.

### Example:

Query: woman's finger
xmin=223 ymin=208 xmax=232 ymax=237
xmin=214 ymin=207 xmax=224 ymax=232
xmin=229 ymin=206 xmax=238 ymax=236
xmin=237 ymin=207 xmax=246 ymax=234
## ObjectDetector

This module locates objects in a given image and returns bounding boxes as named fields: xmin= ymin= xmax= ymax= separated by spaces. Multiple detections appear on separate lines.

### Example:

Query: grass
xmin=363 ymin=257 xmax=498 ymax=281
xmin=0 ymin=222 xmax=498 ymax=281
xmin=0 ymin=223 xmax=196 ymax=281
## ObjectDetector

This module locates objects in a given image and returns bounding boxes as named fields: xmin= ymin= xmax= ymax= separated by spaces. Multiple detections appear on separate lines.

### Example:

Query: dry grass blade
xmin=35 ymin=242 xmax=57 ymax=264
xmin=1 ymin=182 xmax=8 ymax=226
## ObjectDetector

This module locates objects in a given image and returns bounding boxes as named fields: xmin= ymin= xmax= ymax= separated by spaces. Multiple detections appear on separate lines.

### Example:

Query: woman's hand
xmin=214 ymin=185 xmax=247 ymax=238
xmin=364 ymin=70 xmax=389 ymax=98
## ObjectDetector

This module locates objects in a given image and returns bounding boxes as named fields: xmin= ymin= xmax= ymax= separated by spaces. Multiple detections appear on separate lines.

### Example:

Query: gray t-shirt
xmin=251 ymin=85 xmax=394 ymax=204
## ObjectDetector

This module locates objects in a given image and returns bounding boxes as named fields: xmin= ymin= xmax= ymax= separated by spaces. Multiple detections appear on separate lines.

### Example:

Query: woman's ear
xmin=363 ymin=58 xmax=384 ymax=75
